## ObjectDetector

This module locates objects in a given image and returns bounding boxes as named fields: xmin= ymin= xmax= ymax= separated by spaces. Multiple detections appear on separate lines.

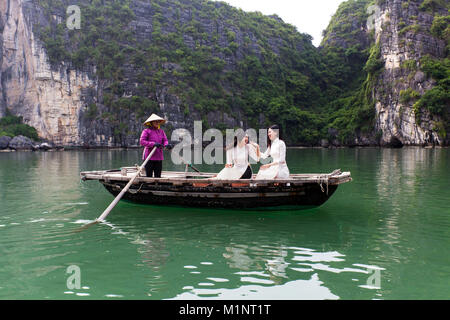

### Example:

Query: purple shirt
xmin=140 ymin=128 xmax=168 ymax=161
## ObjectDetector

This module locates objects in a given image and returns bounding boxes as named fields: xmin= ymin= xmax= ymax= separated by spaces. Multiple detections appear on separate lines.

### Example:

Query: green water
xmin=0 ymin=148 xmax=448 ymax=300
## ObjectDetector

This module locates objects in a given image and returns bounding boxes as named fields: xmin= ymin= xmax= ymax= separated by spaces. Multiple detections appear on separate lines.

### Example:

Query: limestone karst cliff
xmin=372 ymin=0 xmax=448 ymax=146
xmin=321 ymin=0 xmax=449 ymax=146
xmin=0 ymin=0 xmax=448 ymax=147
xmin=1 ymin=0 xmax=98 ymax=145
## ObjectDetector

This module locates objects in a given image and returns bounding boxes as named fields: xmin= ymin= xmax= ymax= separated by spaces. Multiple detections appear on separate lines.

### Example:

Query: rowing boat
xmin=80 ymin=168 xmax=351 ymax=210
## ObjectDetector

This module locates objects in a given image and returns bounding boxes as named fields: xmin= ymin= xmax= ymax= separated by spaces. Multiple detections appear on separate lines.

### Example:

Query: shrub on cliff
xmin=0 ymin=114 xmax=39 ymax=141
xmin=417 ymin=56 xmax=450 ymax=117
xmin=400 ymin=88 xmax=421 ymax=105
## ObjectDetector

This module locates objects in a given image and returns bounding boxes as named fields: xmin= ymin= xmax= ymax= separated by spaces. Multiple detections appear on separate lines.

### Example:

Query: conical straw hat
xmin=143 ymin=114 xmax=166 ymax=125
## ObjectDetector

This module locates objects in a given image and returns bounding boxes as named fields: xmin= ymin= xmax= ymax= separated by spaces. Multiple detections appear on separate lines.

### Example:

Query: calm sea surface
xmin=0 ymin=147 xmax=448 ymax=300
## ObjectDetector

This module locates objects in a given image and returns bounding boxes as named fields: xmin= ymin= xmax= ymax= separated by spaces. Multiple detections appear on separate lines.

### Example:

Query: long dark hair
xmin=267 ymin=125 xmax=281 ymax=148
xmin=226 ymin=131 xmax=246 ymax=150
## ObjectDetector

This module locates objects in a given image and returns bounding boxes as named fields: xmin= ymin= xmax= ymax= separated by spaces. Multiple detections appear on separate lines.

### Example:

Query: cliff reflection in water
xmin=370 ymin=147 xmax=448 ymax=292
xmin=1 ymin=151 xmax=86 ymax=219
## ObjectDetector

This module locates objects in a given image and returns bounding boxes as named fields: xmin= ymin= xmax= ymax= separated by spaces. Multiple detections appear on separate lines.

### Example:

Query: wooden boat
xmin=80 ymin=167 xmax=351 ymax=210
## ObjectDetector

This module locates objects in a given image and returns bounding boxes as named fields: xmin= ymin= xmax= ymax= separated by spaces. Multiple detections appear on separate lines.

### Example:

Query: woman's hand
xmin=250 ymin=142 xmax=261 ymax=159
xmin=260 ymin=164 xmax=271 ymax=170
xmin=225 ymin=164 xmax=233 ymax=168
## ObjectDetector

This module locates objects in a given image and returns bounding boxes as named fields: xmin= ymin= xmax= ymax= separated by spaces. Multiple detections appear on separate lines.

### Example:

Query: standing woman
xmin=255 ymin=125 xmax=290 ymax=180
xmin=140 ymin=114 xmax=170 ymax=178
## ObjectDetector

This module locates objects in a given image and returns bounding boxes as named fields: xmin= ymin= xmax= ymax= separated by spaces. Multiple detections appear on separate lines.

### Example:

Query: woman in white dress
xmin=256 ymin=125 xmax=290 ymax=180
xmin=215 ymin=134 xmax=260 ymax=180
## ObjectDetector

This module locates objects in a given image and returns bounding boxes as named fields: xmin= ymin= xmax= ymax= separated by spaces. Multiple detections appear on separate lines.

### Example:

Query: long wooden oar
xmin=95 ymin=146 xmax=158 ymax=222
xmin=73 ymin=146 xmax=158 ymax=232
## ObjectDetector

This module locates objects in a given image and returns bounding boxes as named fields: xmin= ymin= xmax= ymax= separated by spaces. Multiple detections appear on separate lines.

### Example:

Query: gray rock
xmin=8 ymin=135 xmax=37 ymax=150
xmin=328 ymin=128 xmax=339 ymax=139
xmin=0 ymin=135 xmax=11 ymax=149
xmin=414 ymin=71 xmax=426 ymax=83
xmin=38 ymin=142 xmax=53 ymax=150
xmin=320 ymin=139 xmax=329 ymax=148
xmin=331 ymin=139 xmax=341 ymax=147
xmin=0 ymin=136 xmax=11 ymax=150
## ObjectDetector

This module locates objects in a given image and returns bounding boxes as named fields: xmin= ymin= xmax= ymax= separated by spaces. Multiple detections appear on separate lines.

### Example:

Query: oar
xmin=95 ymin=146 xmax=158 ymax=222
xmin=73 ymin=146 xmax=158 ymax=232
xmin=187 ymin=162 xmax=201 ymax=173
xmin=180 ymin=156 xmax=201 ymax=173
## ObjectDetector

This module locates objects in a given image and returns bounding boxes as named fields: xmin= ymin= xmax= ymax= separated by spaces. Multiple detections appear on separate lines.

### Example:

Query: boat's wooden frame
xmin=80 ymin=168 xmax=352 ymax=209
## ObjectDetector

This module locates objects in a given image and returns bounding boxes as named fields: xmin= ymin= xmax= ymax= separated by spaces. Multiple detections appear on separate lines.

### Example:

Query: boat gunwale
xmin=80 ymin=169 xmax=352 ymax=187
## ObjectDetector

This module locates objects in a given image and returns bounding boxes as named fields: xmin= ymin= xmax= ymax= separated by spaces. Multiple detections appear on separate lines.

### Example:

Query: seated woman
xmin=214 ymin=133 xmax=260 ymax=180
xmin=255 ymin=125 xmax=290 ymax=180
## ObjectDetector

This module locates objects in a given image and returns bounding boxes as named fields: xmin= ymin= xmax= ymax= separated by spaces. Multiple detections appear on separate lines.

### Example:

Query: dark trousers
xmin=240 ymin=165 xmax=252 ymax=179
xmin=145 ymin=160 xmax=162 ymax=178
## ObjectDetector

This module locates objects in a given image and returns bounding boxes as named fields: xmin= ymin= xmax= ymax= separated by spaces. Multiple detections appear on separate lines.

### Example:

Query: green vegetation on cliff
xmin=414 ymin=9 xmax=450 ymax=136
xmin=37 ymin=0 xmax=339 ymax=144
xmin=0 ymin=113 xmax=39 ymax=141
xmin=319 ymin=0 xmax=377 ymax=143
xmin=33 ymin=0 xmax=449 ymax=145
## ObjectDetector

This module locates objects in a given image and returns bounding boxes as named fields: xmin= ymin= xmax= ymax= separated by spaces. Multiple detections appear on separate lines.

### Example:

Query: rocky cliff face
xmin=372 ymin=0 xmax=448 ymax=146
xmin=1 ymin=0 xmax=278 ymax=146
xmin=321 ymin=0 xmax=449 ymax=147
xmin=1 ymin=0 xmax=96 ymax=145
xmin=0 ymin=0 xmax=5 ymax=118
xmin=0 ymin=0 xmax=448 ymax=147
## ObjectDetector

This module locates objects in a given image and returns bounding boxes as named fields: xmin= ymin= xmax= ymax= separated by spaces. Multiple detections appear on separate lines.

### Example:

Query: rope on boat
xmin=318 ymin=170 xmax=341 ymax=195
xmin=318 ymin=175 xmax=329 ymax=195
xmin=129 ymin=183 xmax=145 ymax=194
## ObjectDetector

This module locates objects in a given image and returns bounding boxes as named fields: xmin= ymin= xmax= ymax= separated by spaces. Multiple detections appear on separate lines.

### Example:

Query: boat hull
xmin=100 ymin=180 xmax=338 ymax=209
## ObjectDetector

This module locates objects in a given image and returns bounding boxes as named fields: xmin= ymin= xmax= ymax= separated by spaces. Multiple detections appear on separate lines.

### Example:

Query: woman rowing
xmin=139 ymin=114 xmax=172 ymax=178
